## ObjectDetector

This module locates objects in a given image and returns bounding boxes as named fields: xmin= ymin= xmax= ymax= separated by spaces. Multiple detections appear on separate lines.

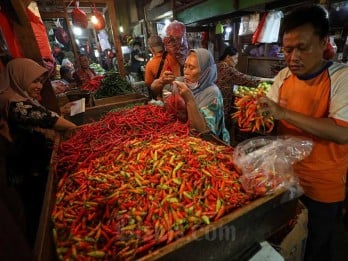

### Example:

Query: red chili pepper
xmin=52 ymin=107 xmax=254 ymax=260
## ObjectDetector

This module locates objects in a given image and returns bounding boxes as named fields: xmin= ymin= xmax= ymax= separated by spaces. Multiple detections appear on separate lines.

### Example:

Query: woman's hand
xmin=173 ymin=81 xmax=194 ymax=103
xmin=160 ymin=70 xmax=176 ymax=85
xmin=60 ymin=102 xmax=74 ymax=117
xmin=257 ymin=96 xmax=286 ymax=120
xmin=151 ymin=70 xmax=176 ymax=98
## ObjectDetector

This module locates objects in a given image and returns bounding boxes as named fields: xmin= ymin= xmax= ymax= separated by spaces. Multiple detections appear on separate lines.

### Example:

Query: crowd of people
xmin=0 ymin=4 xmax=347 ymax=261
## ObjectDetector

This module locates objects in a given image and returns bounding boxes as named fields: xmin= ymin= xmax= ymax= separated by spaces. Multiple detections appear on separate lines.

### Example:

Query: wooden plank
xmin=40 ymin=11 xmax=66 ymax=18
xmin=94 ymin=93 xmax=146 ymax=106
xmin=61 ymin=0 xmax=80 ymax=69
xmin=66 ymin=95 xmax=148 ymax=125
xmin=10 ymin=0 xmax=42 ymax=61
xmin=139 ymin=190 xmax=298 ymax=261
xmin=106 ymin=0 xmax=127 ymax=78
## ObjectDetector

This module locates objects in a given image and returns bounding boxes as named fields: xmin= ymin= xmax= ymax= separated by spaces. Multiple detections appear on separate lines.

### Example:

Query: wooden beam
xmin=40 ymin=11 xmax=66 ymax=19
xmin=10 ymin=0 xmax=42 ymax=61
xmin=107 ymin=0 xmax=126 ymax=78
xmin=10 ymin=0 xmax=61 ymax=114
xmin=62 ymin=0 xmax=80 ymax=70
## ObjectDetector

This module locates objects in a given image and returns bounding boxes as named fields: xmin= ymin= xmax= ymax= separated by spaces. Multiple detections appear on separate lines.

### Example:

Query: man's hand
xmin=258 ymin=96 xmax=286 ymax=120
xmin=160 ymin=70 xmax=176 ymax=85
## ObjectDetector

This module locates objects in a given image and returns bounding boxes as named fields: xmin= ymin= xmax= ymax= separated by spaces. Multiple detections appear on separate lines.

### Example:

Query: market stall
xmin=34 ymin=102 xmax=308 ymax=260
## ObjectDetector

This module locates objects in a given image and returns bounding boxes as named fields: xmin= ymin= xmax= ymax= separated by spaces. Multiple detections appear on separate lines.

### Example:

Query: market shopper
xmin=153 ymin=48 xmax=230 ymax=144
xmin=216 ymin=46 xmax=262 ymax=129
xmin=257 ymin=5 xmax=348 ymax=261
xmin=164 ymin=20 xmax=189 ymax=71
xmin=0 ymin=58 xmax=76 ymax=245
xmin=60 ymin=65 xmax=76 ymax=85
xmin=145 ymin=35 xmax=182 ymax=99
xmin=150 ymin=21 xmax=189 ymax=98
xmin=129 ymin=41 xmax=145 ymax=81
xmin=73 ymin=54 xmax=96 ymax=87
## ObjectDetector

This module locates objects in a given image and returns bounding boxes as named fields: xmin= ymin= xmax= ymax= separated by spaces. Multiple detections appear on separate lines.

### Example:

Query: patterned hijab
xmin=189 ymin=48 xmax=217 ymax=95
xmin=0 ymin=58 xmax=47 ymax=118
xmin=164 ymin=20 xmax=189 ymax=67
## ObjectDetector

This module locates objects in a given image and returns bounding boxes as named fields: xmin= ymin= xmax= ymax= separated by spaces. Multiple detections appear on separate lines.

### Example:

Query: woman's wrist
xmin=158 ymin=77 xmax=164 ymax=86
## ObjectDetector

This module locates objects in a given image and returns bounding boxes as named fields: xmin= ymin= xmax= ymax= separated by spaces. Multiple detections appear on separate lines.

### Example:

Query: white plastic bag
xmin=234 ymin=136 xmax=313 ymax=197
xmin=256 ymin=11 xmax=283 ymax=43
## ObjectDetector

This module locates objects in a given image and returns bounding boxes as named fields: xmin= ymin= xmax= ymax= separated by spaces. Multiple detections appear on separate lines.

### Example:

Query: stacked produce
xmin=54 ymin=105 xmax=188 ymax=177
xmin=90 ymin=63 xmax=106 ymax=75
xmin=52 ymin=104 xmax=252 ymax=260
xmin=94 ymin=72 xmax=134 ymax=99
xmin=232 ymin=82 xmax=274 ymax=133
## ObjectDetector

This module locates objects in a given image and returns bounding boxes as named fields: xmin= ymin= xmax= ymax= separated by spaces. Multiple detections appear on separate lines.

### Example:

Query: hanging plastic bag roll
xmin=234 ymin=136 xmax=313 ymax=198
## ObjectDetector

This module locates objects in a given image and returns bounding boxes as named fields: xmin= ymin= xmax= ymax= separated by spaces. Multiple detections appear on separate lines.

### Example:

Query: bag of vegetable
xmin=234 ymin=136 xmax=313 ymax=198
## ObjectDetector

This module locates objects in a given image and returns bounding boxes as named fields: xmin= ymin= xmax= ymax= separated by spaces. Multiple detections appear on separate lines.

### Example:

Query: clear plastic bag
xmin=234 ymin=136 xmax=313 ymax=197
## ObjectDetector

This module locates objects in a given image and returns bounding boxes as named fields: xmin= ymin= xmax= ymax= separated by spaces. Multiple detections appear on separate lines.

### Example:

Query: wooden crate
xmin=65 ymin=93 xmax=148 ymax=125
xmin=94 ymin=93 xmax=147 ymax=106
xmin=34 ymin=131 xmax=299 ymax=261
xmin=139 ymin=193 xmax=298 ymax=261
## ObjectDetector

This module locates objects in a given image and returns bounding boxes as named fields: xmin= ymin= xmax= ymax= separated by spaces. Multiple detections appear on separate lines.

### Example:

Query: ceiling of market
xmin=36 ymin=0 xmax=107 ymax=14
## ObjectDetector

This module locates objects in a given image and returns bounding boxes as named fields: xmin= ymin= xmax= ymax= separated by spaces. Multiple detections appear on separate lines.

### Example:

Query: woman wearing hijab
xmin=0 ymin=58 xmax=76 ymax=245
xmin=162 ymin=48 xmax=230 ymax=144
xmin=216 ymin=46 xmax=263 ymax=129
xmin=0 ymin=58 xmax=76 ymax=135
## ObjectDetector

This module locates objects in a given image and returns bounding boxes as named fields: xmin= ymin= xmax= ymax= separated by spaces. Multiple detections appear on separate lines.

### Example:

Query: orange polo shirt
xmin=273 ymin=65 xmax=348 ymax=203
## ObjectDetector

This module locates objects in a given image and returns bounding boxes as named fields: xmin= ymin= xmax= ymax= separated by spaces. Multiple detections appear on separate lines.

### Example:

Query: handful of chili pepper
xmin=232 ymin=90 xmax=274 ymax=133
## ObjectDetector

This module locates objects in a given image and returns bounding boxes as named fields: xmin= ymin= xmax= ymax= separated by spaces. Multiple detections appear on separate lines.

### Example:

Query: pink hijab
xmin=0 ymin=58 xmax=47 ymax=119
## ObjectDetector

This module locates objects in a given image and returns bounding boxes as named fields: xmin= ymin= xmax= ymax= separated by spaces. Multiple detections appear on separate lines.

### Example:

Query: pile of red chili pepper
xmin=52 ymin=134 xmax=250 ymax=260
xmin=54 ymin=105 xmax=189 ymax=177
xmin=52 ymin=104 xmax=252 ymax=260
xmin=232 ymin=90 xmax=274 ymax=133
xmin=81 ymin=75 xmax=105 ymax=92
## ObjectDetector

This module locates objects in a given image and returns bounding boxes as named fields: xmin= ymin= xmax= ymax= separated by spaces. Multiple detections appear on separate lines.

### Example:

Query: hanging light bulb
xmin=91 ymin=3 xmax=105 ymax=30
xmin=91 ymin=15 xmax=98 ymax=25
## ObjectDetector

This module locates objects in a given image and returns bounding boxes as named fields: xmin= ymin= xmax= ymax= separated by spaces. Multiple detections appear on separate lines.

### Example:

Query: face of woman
xmin=164 ymin=35 xmax=182 ymax=56
xmin=79 ymin=56 xmax=90 ymax=69
xmin=227 ymin=54 xmax=238 ymax=67
xmin=27 ymin=76 xmax=45 ymax=100
xmin=183 ymin=52 xmax=201 ymax=84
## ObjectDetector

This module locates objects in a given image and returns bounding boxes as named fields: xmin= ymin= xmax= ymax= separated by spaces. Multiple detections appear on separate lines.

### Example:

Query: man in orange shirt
xmin=259 ymin=5 xmax=348 ymax=261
